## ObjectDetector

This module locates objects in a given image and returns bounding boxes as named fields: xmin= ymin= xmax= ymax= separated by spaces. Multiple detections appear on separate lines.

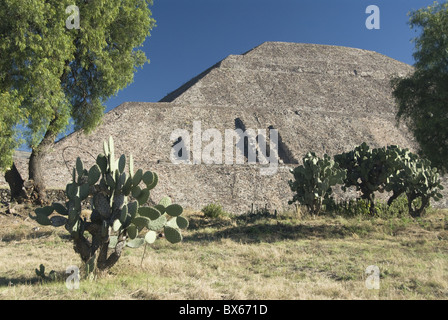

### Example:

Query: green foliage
xmin=391 ymin=1 xmax=448 ymax=172
xmin=288 ymin=152 xmax=346 ymax=215
xmin=0 ymin=0 xmax=155 ymax=172
xmin=202 ymin=203 xmax=228 ymax=219
xmin=0 ymin=91 xmax=25 ymax=170
xmin=376 ymin=195 xmax=412 ymax=218
xmin=29 ymin=137 xmax=187 ymax=271
xmin=327 ymin=195 xmax=411 ymax=218
xmin=326 ymin=199 xmax=372 ymax=217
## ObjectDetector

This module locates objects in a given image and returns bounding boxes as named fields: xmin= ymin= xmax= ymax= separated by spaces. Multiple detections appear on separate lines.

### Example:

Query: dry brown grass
xmin=1 ymin=206 xmax=448 ymax=300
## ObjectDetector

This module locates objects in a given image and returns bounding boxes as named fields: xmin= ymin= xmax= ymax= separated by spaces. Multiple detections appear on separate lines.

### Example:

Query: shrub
xmin=202 ymin=203 xmax=228 ymax=218
xmin=326 ymin=198 xmax=372 ymax=217
xmin=375 ymin=195 xmax=410 ymax=218
xmin=326 ymin=190 xmax=429 ymax=219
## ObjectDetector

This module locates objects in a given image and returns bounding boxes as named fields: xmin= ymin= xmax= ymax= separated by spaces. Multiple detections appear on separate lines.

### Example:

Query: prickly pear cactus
xmin=30 ymin=137 xmax=188 ymax=271
xmin=385 ymin=146 xmax=444 ymax=217
xmin=288 ymin=152 xmax=346 ymax=215
xmin=334 ymin=142 xmax=399 ymax=213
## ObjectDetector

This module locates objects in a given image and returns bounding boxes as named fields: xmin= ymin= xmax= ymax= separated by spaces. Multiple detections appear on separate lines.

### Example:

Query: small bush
xmin=326 ymin=194 xmax=428 ymax=218
xmin=326 ymin=199 xmax=371 ymax=217
xmin=201 ymin=203 xmax=228 ymax=219
xmin=375 ymin=195 xmax=410 ymax=218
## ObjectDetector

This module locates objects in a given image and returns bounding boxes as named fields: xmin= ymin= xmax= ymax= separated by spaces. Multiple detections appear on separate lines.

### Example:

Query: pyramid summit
xmin=161 ymin=42 xmax=413 ymax=110
xmin=5 ymin=41 xmax=445 ymax=212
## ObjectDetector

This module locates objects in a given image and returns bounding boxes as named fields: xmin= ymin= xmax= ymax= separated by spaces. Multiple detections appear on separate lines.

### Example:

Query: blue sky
xmin=17 ymin=0 xmax=440 ymax=150
xmin=103 ymin=0 xmax=439 ymax=113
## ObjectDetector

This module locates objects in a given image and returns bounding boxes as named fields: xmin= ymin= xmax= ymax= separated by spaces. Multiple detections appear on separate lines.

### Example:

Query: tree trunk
xmin=387 ymin=190 xmax=403 ymax=207
xmin=73 ymin=233 xmax=93 ymax=263
xmin=96 ymin=234 xmax=126 ymax=271
xmin=28 ymin=117 xmax=60 ymax=204
xmin=73 ymin=221 xmax=127 ymax=272
xmin=408 ymin=195 xmax=429 ymax=218
xmin=362 ymin=190 xmax=376 ymax=215
xmin=4 ymin=162 xmax=26 ymax=203
xmin=28 ymin=150 xmax=47 ymax=204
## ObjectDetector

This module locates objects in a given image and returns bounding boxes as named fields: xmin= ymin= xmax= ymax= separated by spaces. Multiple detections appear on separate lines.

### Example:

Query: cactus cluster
xmin=290 ymin=143 xmax=444 ymax=217
xmin=334 ymin=143 xmax=398 ymax=212
xmin=385 ymin=146 xmax=444 ymax=217
xmin=288 ymin=152 xmax=346 ymax=215
xmin=30 ymin=137 xmax=188 ymax=271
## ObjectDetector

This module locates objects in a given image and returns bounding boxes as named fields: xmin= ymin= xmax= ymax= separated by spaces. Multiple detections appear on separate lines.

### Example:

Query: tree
xmin=0 ymin=0 xmax=155 ymax=202
xmin=0 ymin=91 xmax=27 ymax=200
xmin=391 ymin=1 xmax=448 ymax=173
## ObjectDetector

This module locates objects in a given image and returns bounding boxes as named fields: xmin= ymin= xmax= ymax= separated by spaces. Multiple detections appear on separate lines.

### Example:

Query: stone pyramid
xmin=7 ymin=42 xmax=438 ymax=213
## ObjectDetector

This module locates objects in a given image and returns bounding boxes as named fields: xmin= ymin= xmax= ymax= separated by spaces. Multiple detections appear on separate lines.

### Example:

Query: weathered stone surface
xmin=1 ymin=42 xmax=446 ymax=212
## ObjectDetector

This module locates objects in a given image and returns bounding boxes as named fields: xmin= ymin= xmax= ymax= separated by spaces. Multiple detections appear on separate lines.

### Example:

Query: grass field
xmin=1 ymin=204 xmax=448 ymax=300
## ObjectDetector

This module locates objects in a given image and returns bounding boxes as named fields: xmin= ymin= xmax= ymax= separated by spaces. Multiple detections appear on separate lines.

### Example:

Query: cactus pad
xmin=164 ymin=226 xmax=182 ymax=244
xmin=144 ymin=231 xmax=157 ymax=244
xmin=165 ymin=204 xmax=183 ymax=217
xmin=147 ymin=215 xmax=167 ymax=231
xmin=139 ymin=206 xmax=161 ymax=220
xmin=127 ymin=224 xmax=138 ymax=239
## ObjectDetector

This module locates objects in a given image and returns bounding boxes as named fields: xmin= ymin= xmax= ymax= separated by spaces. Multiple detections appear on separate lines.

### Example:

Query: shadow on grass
xmin=184 ymin=219 xmax=354 ymax=243
xmin=0 ymin=270 xmax=67 ymax=288
xmin=0 ymin=276 xmax=44 ymax=287
xmin=0 ymin=230 xmax=71 ymax=243
xmin=0 ymin=231 xmax=54 ymax=243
